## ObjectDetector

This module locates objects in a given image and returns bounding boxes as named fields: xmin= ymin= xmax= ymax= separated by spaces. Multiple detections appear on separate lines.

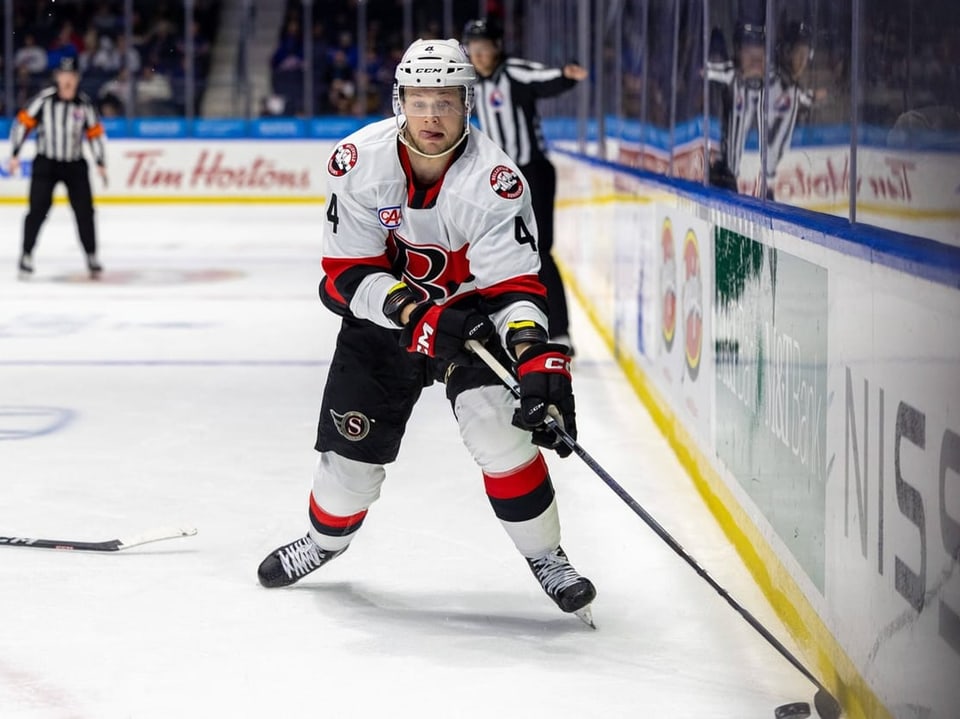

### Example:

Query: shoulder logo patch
xmin=490 ymin=165 xmax=523 ymax=199
xmin=329 ymin=409 xmax=371 ymax=441
xmin=378 ymin=206 xmax=402 ymax=229
xmin=328 ymin=143 xmax=359 ymax=177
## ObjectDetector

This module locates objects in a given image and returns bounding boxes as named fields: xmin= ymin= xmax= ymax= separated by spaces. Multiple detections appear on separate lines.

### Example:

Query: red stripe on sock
xmin=483 ymin=453 xmax=548 ymax=500
xmin=309 ymin=494 xmax=368 ymax=529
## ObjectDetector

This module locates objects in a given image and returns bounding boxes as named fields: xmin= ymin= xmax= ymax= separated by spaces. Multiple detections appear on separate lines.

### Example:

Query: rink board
xmin=553 ymin=146 xmax=960 ymax=719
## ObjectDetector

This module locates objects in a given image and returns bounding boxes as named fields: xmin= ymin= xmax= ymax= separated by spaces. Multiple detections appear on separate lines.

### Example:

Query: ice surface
xmin=0 ymin=205 xmax=812 ymax=718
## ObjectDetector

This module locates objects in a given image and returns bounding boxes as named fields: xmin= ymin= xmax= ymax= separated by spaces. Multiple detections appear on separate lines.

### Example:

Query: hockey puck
xmin=775 ymin=702 xmax=811 ymax=719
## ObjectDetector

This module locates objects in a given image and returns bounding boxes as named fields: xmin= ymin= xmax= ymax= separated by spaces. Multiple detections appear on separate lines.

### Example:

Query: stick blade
xmin=116 ymin=526 xmax=198 ymax=551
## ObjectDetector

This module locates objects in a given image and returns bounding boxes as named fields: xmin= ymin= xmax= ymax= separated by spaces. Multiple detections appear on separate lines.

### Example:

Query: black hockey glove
xmin=399 ymin=302 xmax=495 ymax=361
xmin=511 ymin=343 xmax=577 ymax=458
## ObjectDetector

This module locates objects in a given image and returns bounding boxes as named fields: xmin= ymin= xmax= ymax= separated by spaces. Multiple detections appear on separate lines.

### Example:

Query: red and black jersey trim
xmin=483 ymin=453 xmax=555 ymax=522
xmin=322 ymin=255 xmax=392 ymax=306
xmin=396 ymin=139 xmax=467 ymax=209
xmin=309 ymin=495 xmax=368 ymax=538
xmin=479 ymin=275 xmax=549 ymax=315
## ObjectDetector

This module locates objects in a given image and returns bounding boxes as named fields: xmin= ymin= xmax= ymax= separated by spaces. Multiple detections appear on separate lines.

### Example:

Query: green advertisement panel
xmin=714 ymin=227 xmax=828 ymax=590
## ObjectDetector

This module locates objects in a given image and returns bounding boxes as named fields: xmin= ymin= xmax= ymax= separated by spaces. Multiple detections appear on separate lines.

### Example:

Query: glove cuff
xmin=516 ymin=343 xmax=572 ymax=379
xmin=383 ymin=282 xmax=419 ymax=327
xmin=506 ymin=320 xmax=548 ymax=356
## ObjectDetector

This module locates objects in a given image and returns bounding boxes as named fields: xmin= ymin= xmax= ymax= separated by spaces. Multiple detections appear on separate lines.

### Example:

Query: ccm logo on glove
xmin=416 ymin=321 xmax=435 ymax=355
xmin=517 ymin=352 xmax=572 ymax=379
xmin=400 ymin=302 xmax=494 ymax=360
xmin=544 ymin=356 xmax=570 ymax=372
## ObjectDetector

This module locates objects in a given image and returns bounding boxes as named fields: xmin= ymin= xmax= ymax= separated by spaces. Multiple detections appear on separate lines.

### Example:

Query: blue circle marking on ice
xmin=0 ymin=407 xmax=76 ymax=441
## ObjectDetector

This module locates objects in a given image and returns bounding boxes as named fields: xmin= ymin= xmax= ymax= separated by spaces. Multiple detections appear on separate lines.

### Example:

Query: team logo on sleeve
xmin=489 ymin=165 xmax=524 ymax=199
xmin=329 ymin=409 xmax=371 ymax=441
xmin=327 ymin=143 xmax=358 ymax=177
xmin=378 ymin=206 xmax=402 ymax=229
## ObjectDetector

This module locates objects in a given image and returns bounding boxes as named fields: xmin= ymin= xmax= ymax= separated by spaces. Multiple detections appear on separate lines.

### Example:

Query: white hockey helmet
xmin=393 ymin=38 xmax=476 ymax=117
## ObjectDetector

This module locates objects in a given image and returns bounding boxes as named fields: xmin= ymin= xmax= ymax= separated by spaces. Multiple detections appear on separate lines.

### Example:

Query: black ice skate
xmin=257 ymin=534 xmax=346 ymax=588
xmin=86 ymin=254 xmax=103 ymax=279
xmin=526 ymin=546 xmax=597 ymax=628
xmin=18 ymin=255 xmax=33 ymax=280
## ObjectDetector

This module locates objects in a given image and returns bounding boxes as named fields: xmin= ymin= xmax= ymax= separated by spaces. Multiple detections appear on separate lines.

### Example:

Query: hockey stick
xmin=0 ymin=526 xmax=197 ymax=552
xmin=466 ymin=339 xmax=842 ymax=719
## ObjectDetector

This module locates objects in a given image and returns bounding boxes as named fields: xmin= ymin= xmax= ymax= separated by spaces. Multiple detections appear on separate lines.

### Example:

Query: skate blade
xmin=574 ymin=605 xmax=596 ymax=629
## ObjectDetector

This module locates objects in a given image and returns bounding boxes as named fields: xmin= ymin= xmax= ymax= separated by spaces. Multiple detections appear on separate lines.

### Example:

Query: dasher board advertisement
xmin=713 ymin=225 xmax=829 ymax=591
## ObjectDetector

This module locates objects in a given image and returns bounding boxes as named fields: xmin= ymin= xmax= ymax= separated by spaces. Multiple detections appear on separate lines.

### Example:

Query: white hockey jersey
xmin=320 ymin=117 xmax=549 ymax=343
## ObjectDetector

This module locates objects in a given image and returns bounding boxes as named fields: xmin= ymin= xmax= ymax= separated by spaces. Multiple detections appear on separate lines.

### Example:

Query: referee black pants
xmin=519 ymin=157 xmax=570 ymax=339
xmin=23 ymin=156 xmax=97 ymax=258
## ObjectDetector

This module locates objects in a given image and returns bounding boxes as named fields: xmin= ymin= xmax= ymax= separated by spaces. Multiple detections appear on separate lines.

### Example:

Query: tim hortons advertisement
xmin=653 ymin=206 xmax=713 ymax=448
xmin=0 ymin=140 xmax=331 ymax=200
xmin=737 ymin=146 xmax=960 ymax=246
xmin=826 ymin=259 xmax=960 ymax=718
xmin=616 ymin=138 xmax=707 ymax=183
xmin=713 ymin=225 xmax=829 ymax=591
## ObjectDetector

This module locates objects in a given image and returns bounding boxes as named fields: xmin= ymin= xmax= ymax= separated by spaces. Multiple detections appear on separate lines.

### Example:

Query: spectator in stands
xmin=272 ymin=18 xmax=305 ymax=73
xmin=310 ymin=20 xmax=330 ymax=112
xmin=116 ymin=35 xmax=142 ymax=75
xmin=89 ymin=35 xmax=123 ymax=75
xmin=271 ymin=18 xmax=305 ymax=114
xmin=332 ymin=30 xmax=358 ymax=69
xmin=78 ymin=28 xmax=101 ymax=73
xmin=887 ymin=105 xmax=960 ymax=147
xmin=47 ymin=21 xmax=83 ymax=70
xmin=326 ymin=49 xmax=356 ymax=115
xmin=91 ymin=1 xmax=120 ymax=35
xmin=16 ymin=34 xmax=48 ymax=75
xmin=372 ymin=45 xmax=402 ymax=115
xmin=136 ymin=65 xmax=174 ymax=115
xmin=142 ymin=18 xmax=180 ymax=75
xmin=261 ymin=94 xmax=288 ymax=117
xmin=180 ymin=19 xmax=213 ymax=76
xmin=98 ymin=66 xmax=132 ymax=115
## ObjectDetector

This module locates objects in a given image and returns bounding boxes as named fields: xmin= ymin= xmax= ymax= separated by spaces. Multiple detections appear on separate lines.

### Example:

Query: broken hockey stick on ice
xmin=0 ymin=526 xmax=198 ymax=552
xmin=466 ymin=339 xmax=843 ymax=719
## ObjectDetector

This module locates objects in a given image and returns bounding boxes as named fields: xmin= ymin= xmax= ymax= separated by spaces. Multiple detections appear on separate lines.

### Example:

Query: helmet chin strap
xmin=396 ymin=116 xmax=471 ymax=159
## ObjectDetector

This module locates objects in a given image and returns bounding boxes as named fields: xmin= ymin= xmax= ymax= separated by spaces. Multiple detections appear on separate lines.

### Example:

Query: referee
xmin=9 ymin=56 xmax=108 ymax=280
xmin=706 ymin=22 xmax=766 ymax=194
xmin=463 ymin=18 xmax=587 ymax=351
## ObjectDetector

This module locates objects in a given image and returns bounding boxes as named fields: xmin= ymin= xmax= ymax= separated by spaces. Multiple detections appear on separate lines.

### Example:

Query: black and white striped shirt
xmin=10 ymin=87 xmax=106 ymax=165
xmin=707 ymin=61 xmax=761 ymax=179
xmin=473 ymin=57 xmax=576 ymax=167
xmin=764 ymin=72 xmax=813 ymax=180
xmin=708 ymin=62 xmax=814 ymax=182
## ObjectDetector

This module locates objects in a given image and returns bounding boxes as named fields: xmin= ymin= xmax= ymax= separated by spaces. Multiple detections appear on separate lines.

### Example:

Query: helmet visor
xmin=401 ymin=90 xmax=466 ymax=117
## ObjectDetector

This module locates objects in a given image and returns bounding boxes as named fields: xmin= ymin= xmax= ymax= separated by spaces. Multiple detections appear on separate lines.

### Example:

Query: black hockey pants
xmin=23 ymin=156 xmax=97 ymax=257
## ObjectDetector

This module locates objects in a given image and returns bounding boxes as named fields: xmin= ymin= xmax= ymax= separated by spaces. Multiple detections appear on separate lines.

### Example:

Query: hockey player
xmin=257 ymin=39 xmax=596 ymax=625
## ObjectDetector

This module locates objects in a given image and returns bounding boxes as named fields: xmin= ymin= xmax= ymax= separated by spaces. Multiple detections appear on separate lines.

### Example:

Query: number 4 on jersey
xmin=514 ymin=216 xmax=536 ymax=251
xmin=326 ymin=193 xmax=340 ymax=234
